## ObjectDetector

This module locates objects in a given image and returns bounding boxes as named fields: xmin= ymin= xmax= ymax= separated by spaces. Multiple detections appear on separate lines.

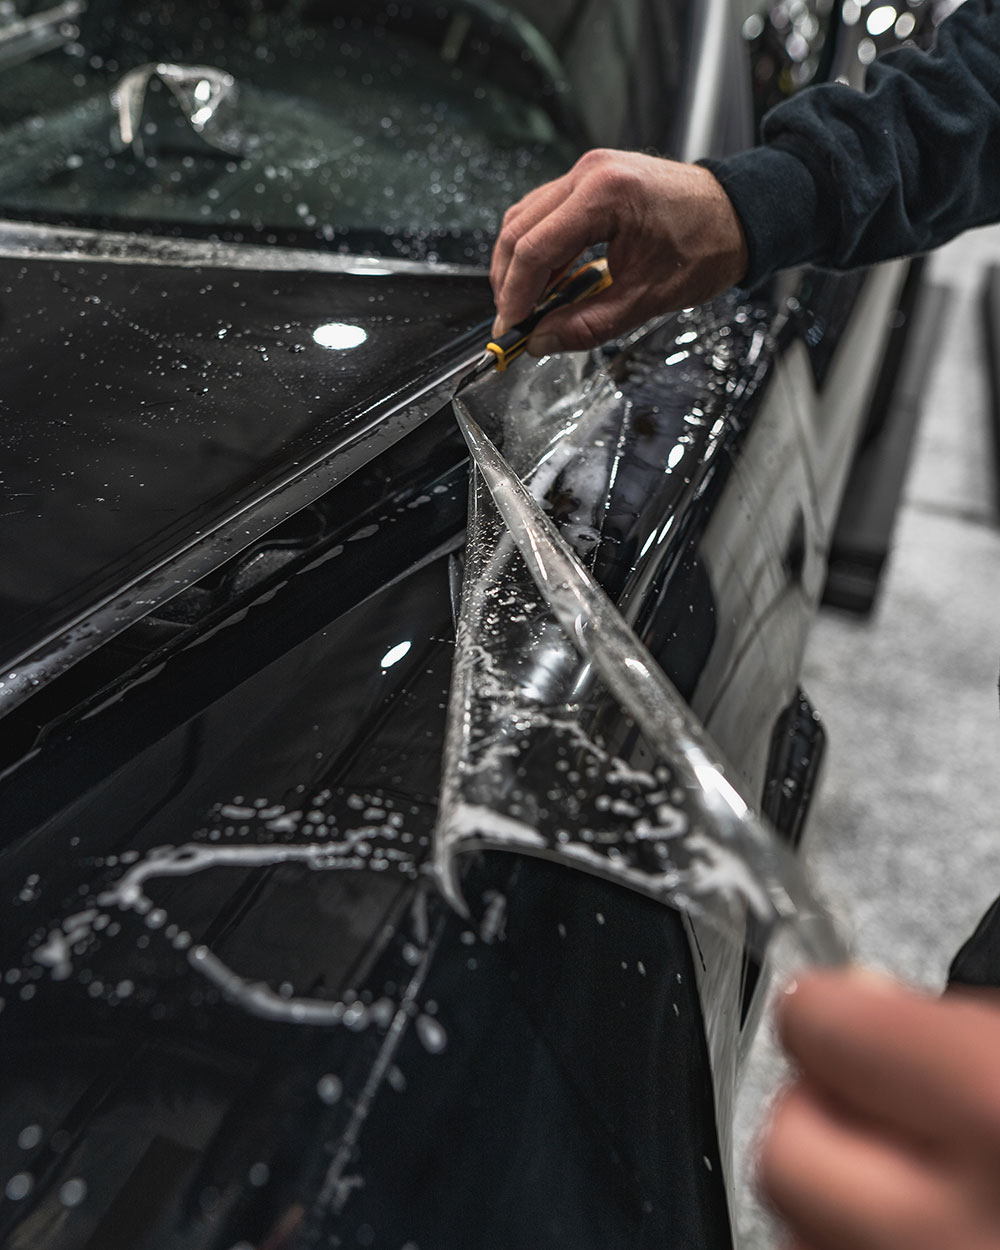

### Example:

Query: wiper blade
xmin=0 ymin=0 xmax=85 ymax=70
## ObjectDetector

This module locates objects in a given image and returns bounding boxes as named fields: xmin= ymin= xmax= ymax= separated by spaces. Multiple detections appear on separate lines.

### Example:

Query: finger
xmin=759 ymin=1083 xmax=956 ymax=1250
xmin=490 ymin=175 xmax=575 ymax=306
xmin=524 ymin=282 xmax=651 ymax=354
xmin=491 ymin=194 xmax=549 ymax=300
xmin=493 ymin=192 xmax=609 ymax=333
xmin=779 ymin=971 xmax=1000 ymax=1152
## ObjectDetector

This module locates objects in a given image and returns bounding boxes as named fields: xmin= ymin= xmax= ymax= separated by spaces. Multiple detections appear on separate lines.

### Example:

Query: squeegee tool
xmin=464 ymin=255 xmax=612 ymax=383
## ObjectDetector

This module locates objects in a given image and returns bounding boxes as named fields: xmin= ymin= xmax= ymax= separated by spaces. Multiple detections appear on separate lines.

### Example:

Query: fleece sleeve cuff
xmin=699 ymin=140 xmax=839 ymax=288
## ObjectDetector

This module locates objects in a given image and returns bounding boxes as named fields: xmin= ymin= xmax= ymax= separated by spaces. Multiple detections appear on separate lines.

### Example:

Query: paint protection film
xmin=436 ymin=328 xmax=846 ymax=967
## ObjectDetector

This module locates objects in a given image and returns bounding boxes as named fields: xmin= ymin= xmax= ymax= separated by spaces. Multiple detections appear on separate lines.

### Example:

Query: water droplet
xmin=317 ymin=1074 xmax=343 ymax=1105
xmin=343 ymin=1001 xmax=369 ymax=1031
xmin=415 ymin=1014 xmax=447 ymax=1055
xmin=5 ymin=1173 xmax=32 ymax=1201
xmin=248 ymin=1162 xmax=270 ymax=1187
xmin=59 ymin=1177 xmax=87 ymax=1207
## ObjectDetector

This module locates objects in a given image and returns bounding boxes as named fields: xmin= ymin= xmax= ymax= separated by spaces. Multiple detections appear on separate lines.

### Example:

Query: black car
xmin=0 ymin=3 xmax=928 ymax=1247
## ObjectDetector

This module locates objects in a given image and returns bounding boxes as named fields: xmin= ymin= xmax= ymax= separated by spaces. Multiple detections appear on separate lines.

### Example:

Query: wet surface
xmin=0 ymin=254 xmax=489 ymax=675
xmin=0 ymin=298 xmax=793 ymax=1249
xmin=0 ymin=538 xmax=732 ymax=1249
xmin=0 ymin=4 xmax=886 ymax=1247
xmin=0 ymin=240 xmax=885 ymax=1249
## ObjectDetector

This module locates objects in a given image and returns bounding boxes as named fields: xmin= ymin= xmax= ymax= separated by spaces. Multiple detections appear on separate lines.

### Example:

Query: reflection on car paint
xmin=0 ymin=254 xmax=489 ymax=715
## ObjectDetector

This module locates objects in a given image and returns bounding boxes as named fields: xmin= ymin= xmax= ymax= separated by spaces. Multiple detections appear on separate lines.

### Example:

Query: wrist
xmin=699 ymin=143 xmax=832 ymax=287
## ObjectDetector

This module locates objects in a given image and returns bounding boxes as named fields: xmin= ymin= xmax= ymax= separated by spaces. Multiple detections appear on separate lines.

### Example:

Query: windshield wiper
xmin=0 ymin=0 xmax=85 ymax=70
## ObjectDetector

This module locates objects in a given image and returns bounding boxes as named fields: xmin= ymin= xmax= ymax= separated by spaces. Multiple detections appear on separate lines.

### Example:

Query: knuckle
xmin=496 ymin=223 xmax=519 ymax=253
xmin=575 ymin=149 xmax=630 ymax=196
xmin=602 ymin=163 xmax=642 ymax=200
xmin=499 ymin=201 xmax=523 ymax=230
xmin=511 ymin=232 xmax=549 ymax=267
xmin=578 ymin=162 xmax=643 ymax=216
xmin=574 ymin=146 xmax=613 ymax=171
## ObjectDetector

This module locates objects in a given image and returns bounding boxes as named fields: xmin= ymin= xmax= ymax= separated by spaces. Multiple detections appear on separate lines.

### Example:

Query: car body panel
xmin=0 ymin=248 xmax=491 ymax=708
xmin=0 ymin=2 xmax=928 ymax=1246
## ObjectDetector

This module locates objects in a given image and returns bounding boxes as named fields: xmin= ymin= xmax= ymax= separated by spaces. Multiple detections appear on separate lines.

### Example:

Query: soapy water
xmin=9 ymin=788 xmax=453 ymax=1034
xmin=2 ymin=791 xmax=456 ymax=1228
xmin=437 ymin=312 xmax=848 ymax=968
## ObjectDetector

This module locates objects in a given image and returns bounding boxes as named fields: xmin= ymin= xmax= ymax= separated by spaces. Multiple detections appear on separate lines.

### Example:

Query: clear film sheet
xmin=434 ymin=305 xmax=847 ymax=967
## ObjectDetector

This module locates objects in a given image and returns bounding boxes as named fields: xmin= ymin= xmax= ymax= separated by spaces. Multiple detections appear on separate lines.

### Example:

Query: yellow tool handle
xmin=485 ymin=257 xmax=613 ymax=370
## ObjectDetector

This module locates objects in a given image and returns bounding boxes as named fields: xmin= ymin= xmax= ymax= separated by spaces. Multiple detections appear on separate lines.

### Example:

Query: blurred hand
xmin=490 ymin=149 xmax=748 ymax=354
xmin=760 ymin=969 xmax=1000 ymax=1250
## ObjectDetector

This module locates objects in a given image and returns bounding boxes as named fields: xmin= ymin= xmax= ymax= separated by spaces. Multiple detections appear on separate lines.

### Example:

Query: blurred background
xmin=735 ymin=220 xmax=1000 ymax=1248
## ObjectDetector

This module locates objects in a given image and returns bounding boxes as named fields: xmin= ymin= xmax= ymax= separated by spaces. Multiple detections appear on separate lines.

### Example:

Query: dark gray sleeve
xmin=949 ymin=896 xmax=1000 ymax=988
xmin=701 ymin=0 xmax=1000 ymax=286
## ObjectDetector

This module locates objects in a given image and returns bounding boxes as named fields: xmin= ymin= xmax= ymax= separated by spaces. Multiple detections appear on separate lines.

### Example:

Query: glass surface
xmin=0 ymin=1 xmax=693 ymax=258
xmin=0 ymin=0 xmax=592 ymax=259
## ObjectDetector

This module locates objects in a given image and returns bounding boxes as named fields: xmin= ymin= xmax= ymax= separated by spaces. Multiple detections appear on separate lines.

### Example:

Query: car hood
xmin=0 ymin=271 xmax=806 ymax=1250
xmin=0 ymin=229 xmax=491 ymax=707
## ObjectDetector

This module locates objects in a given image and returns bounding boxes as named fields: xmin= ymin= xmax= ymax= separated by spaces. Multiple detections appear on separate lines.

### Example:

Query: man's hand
xmin=760 ymin=969 xmax=1000 ymax=1250
xmin=490 ymin=149 xmax=748 ymax=355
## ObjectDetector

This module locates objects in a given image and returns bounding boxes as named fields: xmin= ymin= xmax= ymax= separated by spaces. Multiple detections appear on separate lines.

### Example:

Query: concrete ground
xmin=733 ymin=225 xmax=1000 ymax=1248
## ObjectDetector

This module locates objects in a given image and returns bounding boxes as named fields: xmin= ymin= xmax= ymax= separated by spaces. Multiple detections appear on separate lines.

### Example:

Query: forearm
xmin=704 ymin=0 xmax=1000 ymax=285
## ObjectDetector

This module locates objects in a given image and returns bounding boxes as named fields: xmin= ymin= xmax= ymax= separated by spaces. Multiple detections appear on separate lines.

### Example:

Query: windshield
xmin=0 ymin=1 xmax=688 ymax=264
xmin=0 ymin=1 xmax=599 ymax=263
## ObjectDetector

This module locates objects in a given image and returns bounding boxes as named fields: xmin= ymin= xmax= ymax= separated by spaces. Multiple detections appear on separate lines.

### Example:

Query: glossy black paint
xmin=0 ymin=247 xmax=917 ymax=1250
xmin=0 ymin=543 xmax=730 ymax=1250
xmin=0 ymin=288 xmax=777 ymax=1250
xmin=0 ymin=256 xmax=489 ymax=673
xmin=0 ymin=3 xmax=922 ymax=1248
